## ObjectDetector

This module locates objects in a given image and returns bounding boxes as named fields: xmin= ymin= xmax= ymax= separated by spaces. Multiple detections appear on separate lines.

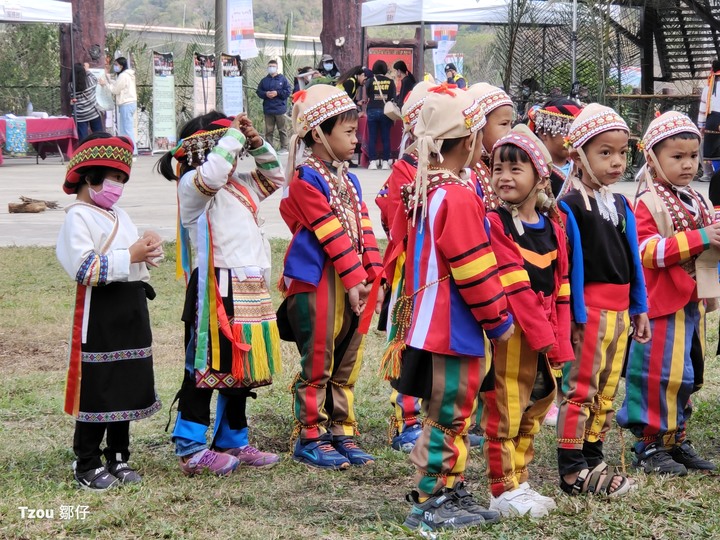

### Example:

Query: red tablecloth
xmin=358 ymin=115 xmax=404 ymax=167
xmin=0 ymin=117 xmax=77 ymax=165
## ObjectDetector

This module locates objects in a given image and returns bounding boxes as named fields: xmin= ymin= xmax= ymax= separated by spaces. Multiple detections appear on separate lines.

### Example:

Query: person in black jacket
xmin=364 ymin=60 xmax=396 ymax=170
xmin=336 ymin=65 xmax=372 ymax=103
xmin=393 ymin=61 xmax=417 ymax=107
xmin=256 ymin=59 xmax=292 ymax=153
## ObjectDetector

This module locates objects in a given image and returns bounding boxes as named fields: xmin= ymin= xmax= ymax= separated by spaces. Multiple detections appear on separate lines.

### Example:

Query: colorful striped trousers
xmin=389 ymin=389 xmax=422 ymax=435
xmin=482 ymin=331 xmax=556 ymax=497
xmin=618 ymin=301 xmax=704 ymax=450
xmin=410 ymin=353 xmax=487 ymax=496
xmin=557 ymin=285 xmax=630 ymax=475
xmin=286 ymin=266 xmax=366 ymax=441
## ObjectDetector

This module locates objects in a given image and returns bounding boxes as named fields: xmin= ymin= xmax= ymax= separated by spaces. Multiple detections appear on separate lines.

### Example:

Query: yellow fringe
xmin=248 ymin=323 xmax=271 ymax=382
xmin=380 ymin=341 xmax=405 ymax=381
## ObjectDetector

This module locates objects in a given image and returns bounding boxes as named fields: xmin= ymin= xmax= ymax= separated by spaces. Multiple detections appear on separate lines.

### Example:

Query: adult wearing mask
xmin=71 ymin=63 xmax=104 ymax=141
xmin=444 ymin=63 xmax=466 ymax=89
xmin=393 ymin=61 xmax=417 ymax=106
xmin=318 ymin=54 xmax=341 ymax=79
xmin=256 ymin=59 xmax=291 ymax=154
xmin=364 ymin=60 xmax=396 ymax=170
xmin=99 ymin=57 xmax=138 ymax=157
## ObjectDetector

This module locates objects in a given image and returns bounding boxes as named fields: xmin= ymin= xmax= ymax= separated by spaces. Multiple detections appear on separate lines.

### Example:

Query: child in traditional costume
xmin=389 ymin=87 xmax=513 ymax=532
xmin=467 ymin=83 xmax=515 ymax=211
xmin=617 ymin=111 xmax=719 ymax=474
xmin=58 ymin=133 xmax=162 ymax=490
xmin=376 ymin=81 xmax=434 ymax=453
xmin=556 ymin=104 xmax=650 ymax=497
xmin=529 ymin=98 xmax=583 ymax=198
xmin=482 ymin=125 xmax=574 ymax=517
xmin=279 ymin=84 xmax=385 ymax=470
xmin=157 ymin=112 xmax=283 ymax=476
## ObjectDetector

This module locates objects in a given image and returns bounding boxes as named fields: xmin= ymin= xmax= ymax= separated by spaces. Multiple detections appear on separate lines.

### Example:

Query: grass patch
xmin=2 ymin=242 xmax=720 ymax=538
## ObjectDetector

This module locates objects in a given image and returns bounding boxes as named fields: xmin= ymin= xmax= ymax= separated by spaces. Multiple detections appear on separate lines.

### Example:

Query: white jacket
xmin=106 ymin=69 xmax=137 ymax=106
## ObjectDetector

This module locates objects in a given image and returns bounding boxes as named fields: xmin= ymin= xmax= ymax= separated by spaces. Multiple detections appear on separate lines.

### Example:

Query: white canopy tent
xmin=361 ymin=0 xmax=568 ymax=28
xmin=361 ymin=0 xmax=570 ymax=78
xmin=0 ymin=0 xmax=72 ymax=24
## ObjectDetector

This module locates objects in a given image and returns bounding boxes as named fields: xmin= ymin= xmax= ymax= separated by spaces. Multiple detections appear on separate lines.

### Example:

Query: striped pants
xmin=410 ymin=353 xmax=487 ymax=496
xmin=286 ymin=266 xmax=365 ymax=441
xmin=389 ymin=389 xmax=422 ymax=435
xmin=557 ymin=290 xmax=630 ymax=475
xmin=618 ymin=302 xmax=704 ymax=450
xmin=482 ymin=331 xmax=556 ymax=497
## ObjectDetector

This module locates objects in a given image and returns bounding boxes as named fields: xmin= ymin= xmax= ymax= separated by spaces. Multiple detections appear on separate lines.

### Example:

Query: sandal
xmin=560 ymin=462 xmax=635 ymax=498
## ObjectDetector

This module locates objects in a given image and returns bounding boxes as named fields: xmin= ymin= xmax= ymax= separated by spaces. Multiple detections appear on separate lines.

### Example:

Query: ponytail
xmin=156 ymin=150 xmax=178 ymax=181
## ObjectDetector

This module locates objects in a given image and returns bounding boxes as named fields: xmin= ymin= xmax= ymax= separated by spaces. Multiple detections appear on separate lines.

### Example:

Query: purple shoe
xmin=179 ymin=449 xmax=239 ymax=477
xmin=222 ymin=445 xmax=280 ymax=468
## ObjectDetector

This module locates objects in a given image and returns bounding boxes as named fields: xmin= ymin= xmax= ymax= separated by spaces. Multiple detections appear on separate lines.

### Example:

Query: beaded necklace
xmin=401 ymin=170 xmax=474 ymax=216
xmin=307 ymin=155 xmax=364 ymax=253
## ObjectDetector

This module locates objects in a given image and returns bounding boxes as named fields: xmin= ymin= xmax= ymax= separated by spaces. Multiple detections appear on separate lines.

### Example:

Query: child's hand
xmin=129 ymin=236 xmax=163 ymax=267
xmin=230 ymin=114 xmax=244 ymax=131
xmin=374 ymin=285 xmax=386 ymax=315
xmin=632 ymin=313 xmax=651 ymax=344
xmin=571 ymin=322 xmax=585 ymax=355
xmin=702 ymin=221 xmax=720 ymax=248
xmin=347 ymin=283 xmax=366 ymax=316
xmin=550 ymin=361 xmax=563 ymax=371
xmin=495 ymin=323 xmax=515 ymax=343
xmin=142 ymin=231 xmax=164 ymax=263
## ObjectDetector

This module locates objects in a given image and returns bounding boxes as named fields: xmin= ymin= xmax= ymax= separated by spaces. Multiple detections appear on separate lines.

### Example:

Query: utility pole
xmin=216 ymin=0 xmax=226 ymax=109
xmin=59 ymin=0 xmax=106 ymax=116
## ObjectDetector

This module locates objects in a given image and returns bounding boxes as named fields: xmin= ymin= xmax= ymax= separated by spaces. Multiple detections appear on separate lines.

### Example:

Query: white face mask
xmin=113 ymin=65 xmax=121 ymax=73
xmin=268 ymin=66 xmax=278 ymax=75
xmin=323 ymin=62 xmax=334 ymax=71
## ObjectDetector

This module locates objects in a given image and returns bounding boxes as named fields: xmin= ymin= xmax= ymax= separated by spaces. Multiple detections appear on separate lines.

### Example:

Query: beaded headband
xmin=492 ymin=125 xmax=551 ymax=179
xmin=638 ymin=111 xmax=701 ymax=151
xmin=171 ymin=118 xmax=235 ymax=167
xmin=566 ymin=104 xmax=628 ymax=148
xmin=293 ymin=87 xmax=357 ymax=137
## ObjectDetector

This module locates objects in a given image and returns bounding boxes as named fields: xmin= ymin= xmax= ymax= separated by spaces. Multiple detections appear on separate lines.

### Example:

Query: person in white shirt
xmin=99 ymin=57 xmax=138 ymax=157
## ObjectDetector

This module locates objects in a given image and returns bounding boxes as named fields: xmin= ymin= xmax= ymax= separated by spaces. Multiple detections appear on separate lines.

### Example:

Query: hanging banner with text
xmin=151 ymin=51 xmax=177 ymax=153
xmin=221 ymin=54 xmax=244 ymax=115
xmin=431 ymin=25 xmax=458 ymax=83
xmin=227 ymin=0 xmax=258 ymax=59
xmin=193 ymin=53 xmax=217 ymax=116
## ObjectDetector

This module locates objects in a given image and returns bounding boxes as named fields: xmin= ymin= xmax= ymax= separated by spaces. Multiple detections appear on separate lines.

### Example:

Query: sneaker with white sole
xmin=403 ymin=490 xmax=489 ymax=532
xmin=368 ymin=160 xmax=378 ymax=170
xmin=72 ymin=461 xmax=118 ymax=491
xmin=222 ymin=445 xmax=280 ymax=468
xmin=381 ymin=160 xmax=391 ymax=170
xmin=489 ymin=486 xmax=551 ymax=518
xmin=517 ymin=482 xmax=557 ymax=511
xmin=179 ymin=448 xmax=239 ymax=477
xmin=107 ymin=461 xmax=142 ymax=485
xmin=543 ymin=402 xmax=559 ymax=427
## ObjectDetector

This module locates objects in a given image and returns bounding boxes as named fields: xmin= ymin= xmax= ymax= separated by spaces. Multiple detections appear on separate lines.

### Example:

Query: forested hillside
xmin=106 ymin=0 xmax=323 ymax=35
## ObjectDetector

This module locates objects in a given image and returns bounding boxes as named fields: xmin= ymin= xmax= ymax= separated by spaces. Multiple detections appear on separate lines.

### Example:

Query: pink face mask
xmin=88 ymin=179 xmax=124 ymax=209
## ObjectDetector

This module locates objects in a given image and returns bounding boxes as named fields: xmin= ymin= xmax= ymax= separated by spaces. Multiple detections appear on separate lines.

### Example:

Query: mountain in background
xmin=106 ymin=0 xmax=323 ymax=35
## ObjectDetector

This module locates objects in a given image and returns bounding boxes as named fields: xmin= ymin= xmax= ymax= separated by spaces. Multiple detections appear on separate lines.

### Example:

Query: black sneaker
xmin=403 ymin=490 xmax=488 ymax=532
xmin=447 ymin=482 xmax=500 ymax=523
xmin=633 ymin=442 xmax=687 ymax=476
xmin=73 ymin=461 xmax=118 ymax=491
xmin=107 ymin=461 xmax=142 ymax=484
xmin=670 ymin=441 xmax=716 ymax=471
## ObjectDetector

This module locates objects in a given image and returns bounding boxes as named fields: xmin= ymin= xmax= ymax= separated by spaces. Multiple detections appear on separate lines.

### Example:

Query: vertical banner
xmin=193 ymin=53 xmax=217 ymax=116
xmin=221 ymin=54 xmax=244 ymax=116
xmin=152 ymin=52 xmax=177 ymax=152
xmin=227 ymin=0 xmax=259 ymax=59
xmin=431 ymin=25 xmax=458 ymax=82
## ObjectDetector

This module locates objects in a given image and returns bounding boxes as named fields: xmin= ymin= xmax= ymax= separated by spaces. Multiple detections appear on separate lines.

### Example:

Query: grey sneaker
xmin=670 ymin=441 xmax=716 ymax=471
xmin=447 ymin=482 xmax=500 ymax=523
xmin=403 ymin=490 xmax=488 ymax=532
xmin=633 ymin=442 xmax=687 ymax=476
xmin=72 ymin=461 xmax=118 ymax=491
xmin=107 ymin=461 xmax=142 ymax=484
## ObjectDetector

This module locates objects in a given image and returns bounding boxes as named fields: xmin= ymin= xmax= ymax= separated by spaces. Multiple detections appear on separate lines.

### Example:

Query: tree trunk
xmin=321 ymin=0 xmax=364 ymax=72
xmin=59 ymin=0 xmax=106 ymax=116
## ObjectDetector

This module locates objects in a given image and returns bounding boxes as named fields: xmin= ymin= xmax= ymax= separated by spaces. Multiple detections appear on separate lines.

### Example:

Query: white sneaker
xmin=543 ymin=402 xmax=559 ymax=427
xmin=489 ymin=487 xmax=551 ymax=518
xmin=368 ymin=160 xmax=378 ymax=170
xmin=517 ymin=482 xmax=557 ymax=511
xmin=381 ymin=160 xmax=391 ymax=170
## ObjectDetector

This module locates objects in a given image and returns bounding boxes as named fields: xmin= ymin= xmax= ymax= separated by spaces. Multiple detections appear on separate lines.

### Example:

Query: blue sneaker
xmin=333 ymin=437 xmax=375 ymax=465
xmin=468 ymin=434 xmax=485 ymax=448
xmin=392 ymin=423 xmax=422 ymax=453
xmin=293 ymin=439 xmax=350 ymax=470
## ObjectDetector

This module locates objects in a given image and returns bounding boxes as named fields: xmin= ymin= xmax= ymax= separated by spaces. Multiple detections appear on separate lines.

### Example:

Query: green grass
xmin=1 ymin=242 xmax=720 ymax=539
